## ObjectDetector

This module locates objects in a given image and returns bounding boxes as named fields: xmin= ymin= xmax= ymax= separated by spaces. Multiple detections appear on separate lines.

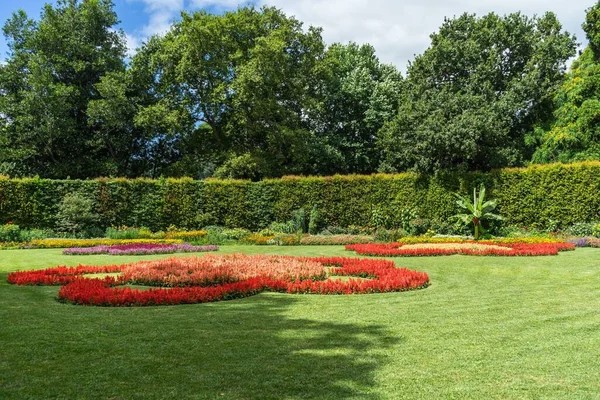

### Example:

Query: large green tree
xmin=136 ymin=6 xmax=327 ymax=179
xmin=378 ymin=12 xmax=576 ymax=173
xmin=531 ymin=2 xmax=600 ymax=163
xmin=0 ymin=0 xmax=127 ymax=178
xmin=308 ymin=43 xmax=403 ymax=174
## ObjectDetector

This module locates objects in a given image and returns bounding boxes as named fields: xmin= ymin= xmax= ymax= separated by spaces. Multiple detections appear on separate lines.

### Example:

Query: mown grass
xmin=1 ymin=246 xmax=600 ymax=399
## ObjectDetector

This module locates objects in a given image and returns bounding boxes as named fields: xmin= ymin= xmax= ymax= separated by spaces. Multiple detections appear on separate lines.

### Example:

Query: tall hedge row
xmin=1 ymin=162 xmax=599 ymax=231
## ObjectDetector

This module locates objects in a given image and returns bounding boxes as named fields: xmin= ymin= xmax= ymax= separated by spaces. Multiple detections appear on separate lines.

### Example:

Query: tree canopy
xmin=0 ymin=1 xmax=596 ymax=179
xmin=377 ymin=12 xmax=576 ymax=173
xmin=532 ymin=2 xmax=600 ymax=163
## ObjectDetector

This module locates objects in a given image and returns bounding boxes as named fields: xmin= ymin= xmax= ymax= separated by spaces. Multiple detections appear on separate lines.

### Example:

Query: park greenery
xmin=2 ymin=0 xmax=600 ymax=180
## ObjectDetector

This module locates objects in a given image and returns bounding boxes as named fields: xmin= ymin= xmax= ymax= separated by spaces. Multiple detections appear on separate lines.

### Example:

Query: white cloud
xmin=124 ymin=32 xmax=142 ymax=58
xmin=123 ymin=0 xmax=185 ymax=56
xmin=190 ymin=0 xmax=245 ymax=7
xmin=257 ymin=0 xmax=592 ymax=71
xmin=123 ymin=0 xmax=594 ymax=71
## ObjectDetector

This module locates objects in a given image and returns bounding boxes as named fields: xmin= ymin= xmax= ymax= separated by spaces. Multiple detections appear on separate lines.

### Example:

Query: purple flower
xmin=63 ymin=243 xmax=219 ymax=255
xmin=568 ymin=237 xmax=589 ymax=248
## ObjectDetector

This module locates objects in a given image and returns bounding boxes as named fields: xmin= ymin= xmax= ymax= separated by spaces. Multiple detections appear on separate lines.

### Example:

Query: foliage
xmin=531 ymin=48 xmax=600 ymax=163
xmin=308 ymin=205 xmax=323 ymax=235
xmin=0 ymin=223 xmax=21 ymax=242
xmin=55 ymin=193 xmax=100 ymax=236
xmin=138 ymin=7 xmax=327 ymax=179
xmin=378 ymin=12 xmax=577 ymax=173
xmin=1 ymin=162 xmax=600 ymax=232
xmin=105 ymin=226 xmax=154 ymax=239
xmin=452 ymin=184 xmax=503 ymax=240
xmin=0 ymin=0 xmax=128 ymax=178
xmin=309 ymin=43 xmax=403 ymax=174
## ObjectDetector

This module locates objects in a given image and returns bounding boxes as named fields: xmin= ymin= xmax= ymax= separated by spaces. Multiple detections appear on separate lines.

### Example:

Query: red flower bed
xmin=7 ymin=255 xmax=429 ymax=306
xmin=7 ymin=264 xmax=122 ymax=285
xmin=345 ymin=241 xmax=575 ymax=257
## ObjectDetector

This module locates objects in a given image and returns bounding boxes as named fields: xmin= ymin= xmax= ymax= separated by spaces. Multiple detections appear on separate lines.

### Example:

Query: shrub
xmin=105 ymin=226 xmax=155 ymax=239
xmin=565 ymin=222 xmax=599 ymax=237
xmin=267 ymin=234 xmax=301 ymax=246
xmin=1 ymin=162 xmax=600 ymax=231
xmin=308 ymin=205 xmax=323 ymax=235
xmin=55 ymin=193 xmax=99 ymax=236
xmin=0 ymin=223 xmax=21 ymax=242
xmin=221 ymin=228 xmax=251 ymax=241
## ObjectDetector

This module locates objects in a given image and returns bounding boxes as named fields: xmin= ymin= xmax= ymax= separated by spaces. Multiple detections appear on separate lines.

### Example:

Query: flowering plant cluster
xmin=568 ymin=237 xmax=600 ymax=248
xmin=299 ymin=235 xmax=373 ymax=245
xmin=122 ymin=254 xmax=327 ymax=286
xmin=346 ymin=241 xmax=575 ymax=257
xmin=396 ymin=236 xmax=567 ymax=245
xmin=62 ymin=243 xmax=218 ymax=255
xmin=7 ymin=264 xmax=122 ymax=285
xmin=29 ymin=238 xmax=183 ymax=249
xmin=7 ymin=255 xmax=429 ymax=306
xmin=164 ymin=230 xmax=208 ymax=240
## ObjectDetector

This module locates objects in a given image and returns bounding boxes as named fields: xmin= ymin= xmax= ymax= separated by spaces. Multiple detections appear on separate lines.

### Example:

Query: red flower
xmin=8 ymin=255 xmax=430 ymax=307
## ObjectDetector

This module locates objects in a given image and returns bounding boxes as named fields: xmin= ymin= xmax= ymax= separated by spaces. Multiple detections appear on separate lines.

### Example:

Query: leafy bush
xmin=0 ymin=223 xmax=21 ymax=242
xmin=308 ymin=205 xmax=323 ymax=235
xmin=565 ymin=222 xmax=599 ymax=237
xmin=55 ymin=193 xmax=100 ymax=236
xmin=105 ymin=226 xmax=154 ymax=239
xmin=221 ymin=228 xmax=251 ymax=241
xmin=269 ymin=221 xmax=297 ymax=234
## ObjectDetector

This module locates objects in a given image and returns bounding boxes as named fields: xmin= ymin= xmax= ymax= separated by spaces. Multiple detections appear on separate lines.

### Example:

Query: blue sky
xmin=0 ymin=0 xmax=593 ymax=71
xmin=0 ymin=0 xmax=245 ymax=59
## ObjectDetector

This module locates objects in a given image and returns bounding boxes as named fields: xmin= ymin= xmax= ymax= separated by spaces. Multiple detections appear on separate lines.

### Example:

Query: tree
xmin=531 ymin=2 xmax=600 ymax=163
xmin=136 ymin=6 xmax=327 ymax=179
xmin=308 ymin=43 xmax=403 ymax=174
xmin=0 ymin=0 xmax=127 ymax=178
xmin=378 ymin=12 xmax=576 ymax=173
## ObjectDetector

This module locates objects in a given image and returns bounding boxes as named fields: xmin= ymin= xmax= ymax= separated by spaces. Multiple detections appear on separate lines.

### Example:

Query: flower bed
xmin=299 ymin=235 xmax=373 ymax=245
xmin=28 ymin=238 xmax=183 ymax=249
xmin=395 ymin=236 xmax=567 ymax=245
xmin=7 ymin=255 xmax=429 ymax=306
xmin=62 ymin=243 xmax=219 ymax=255
xmin=568 ymin=237 xmax=600 ymax=248
xmin=345 ymin=241 xmax=575 ymax=257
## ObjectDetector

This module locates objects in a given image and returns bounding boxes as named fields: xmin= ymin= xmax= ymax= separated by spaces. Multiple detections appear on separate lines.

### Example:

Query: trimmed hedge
xmin=1 ymin=162 xmax=599 ymax=231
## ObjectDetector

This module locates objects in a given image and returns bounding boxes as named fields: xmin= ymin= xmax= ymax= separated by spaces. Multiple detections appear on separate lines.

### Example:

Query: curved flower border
xmin=62 ymin=243 xmax=219 ymax=255
xmin=345 ymin=241 xmax=575 ymax=257
xmin=7 ymin=256 xmax=430 ymax=306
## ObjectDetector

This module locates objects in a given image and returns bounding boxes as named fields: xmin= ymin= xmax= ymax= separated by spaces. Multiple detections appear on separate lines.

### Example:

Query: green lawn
xmin=1 ymin=246 xmax=599 ymax=399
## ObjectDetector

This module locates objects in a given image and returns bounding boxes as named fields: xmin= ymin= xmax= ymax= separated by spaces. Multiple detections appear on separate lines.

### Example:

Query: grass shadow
xmin=0 ymin=280 xmax=401 ymax=399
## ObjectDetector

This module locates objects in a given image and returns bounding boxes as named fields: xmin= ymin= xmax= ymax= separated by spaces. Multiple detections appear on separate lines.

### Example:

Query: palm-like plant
xmin=453 ymin=184 xmax=502 ymax=240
